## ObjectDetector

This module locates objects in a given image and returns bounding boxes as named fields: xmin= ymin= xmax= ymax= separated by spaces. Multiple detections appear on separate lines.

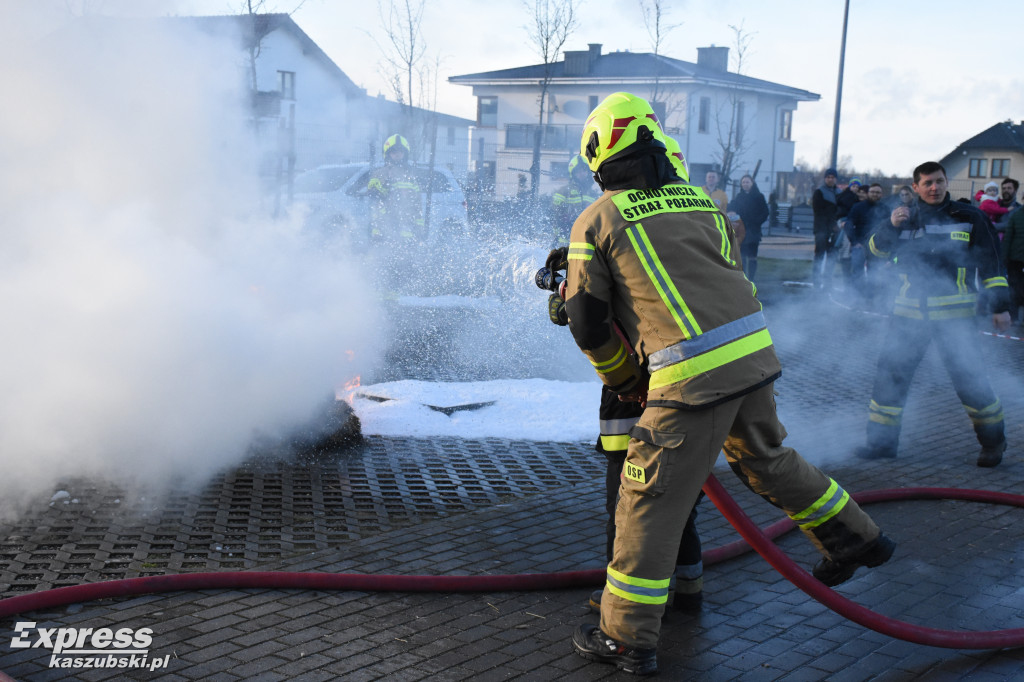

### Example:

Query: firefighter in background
xmin=543 ymin=137 xmax=705 ymax=614
xmin=663 ymin=135 xmax=690 ymax=183
xmin=367 ymin=134 xmax=423 ymax=244
xmin=550 ymin=155 xmax=599 ymax=247
xmin=366 ymin=134 xmax=423 ymax=294
xmin=857 ymin=161 xmax=1011 ymax=467
xmin=564 ymin=93 xmax=893 ymax=675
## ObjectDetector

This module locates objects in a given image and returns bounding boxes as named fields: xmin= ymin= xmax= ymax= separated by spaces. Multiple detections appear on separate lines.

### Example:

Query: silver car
xmin=292 ymin=163 xmax=469 ymax=246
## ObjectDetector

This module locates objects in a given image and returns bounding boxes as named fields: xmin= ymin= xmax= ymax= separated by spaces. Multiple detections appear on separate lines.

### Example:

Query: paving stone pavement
xmin=1 ymin=283 xmax=1023 ymax=680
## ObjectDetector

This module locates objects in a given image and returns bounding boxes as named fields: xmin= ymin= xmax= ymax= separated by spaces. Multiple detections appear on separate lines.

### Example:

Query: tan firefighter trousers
xmin=600 ymin=383 xmax=881 ymax=648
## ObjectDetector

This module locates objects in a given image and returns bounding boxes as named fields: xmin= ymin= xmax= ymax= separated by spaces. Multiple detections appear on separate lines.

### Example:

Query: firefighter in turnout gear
xmin=367 ymin=134 xmax=423 ymax=243
xmin=663 ymin=135 xmax=690 ymax=184
xmin=550 ymin=155 xmax=599 ymax=247
xmin=857 ymin=161 xmax=1011 ymax=467
xmin=565 ymin=93 xmax=894 ymax=676
xmin=367 ymin=134 xmax=423 ymax=295
xmin=545 ymin=245 xmax=704 ymax=617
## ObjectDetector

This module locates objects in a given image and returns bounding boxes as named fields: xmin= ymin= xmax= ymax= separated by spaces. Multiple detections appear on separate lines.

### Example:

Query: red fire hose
xmin=1 ymin=477 xmax=1022 ymax=653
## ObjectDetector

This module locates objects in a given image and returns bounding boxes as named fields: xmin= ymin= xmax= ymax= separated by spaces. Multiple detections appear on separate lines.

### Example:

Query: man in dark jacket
xmin=1004 ymin=200 xmax=1024 ymax=324
xmin=844 ymin=183 xmax=887 ymax=300
xmin=858 ymin=162 xmax=1011 ymax=467
xmin=811 ymin=169 xmax=840 ymax=289
xmin=836 ymin=178 xmax=862 ymax=223
xmin=731 ymin=174 xmax=769 ymax=281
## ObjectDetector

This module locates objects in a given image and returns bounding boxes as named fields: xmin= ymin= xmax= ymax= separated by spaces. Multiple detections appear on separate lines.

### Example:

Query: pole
xmin=829 ymin=0 xmax=850 ymax=171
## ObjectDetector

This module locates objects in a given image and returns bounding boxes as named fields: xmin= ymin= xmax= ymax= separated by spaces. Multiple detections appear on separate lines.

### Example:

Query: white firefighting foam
xmin=351 ymin=379 xmax=601 ymax=441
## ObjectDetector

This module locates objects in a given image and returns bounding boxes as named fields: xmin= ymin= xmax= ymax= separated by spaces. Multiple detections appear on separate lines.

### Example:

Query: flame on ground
xmin=336 ymin=375 xmax=361 ymax=405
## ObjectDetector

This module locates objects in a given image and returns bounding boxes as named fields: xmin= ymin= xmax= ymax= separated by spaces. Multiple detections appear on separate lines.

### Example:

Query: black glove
xmin=545 ymin=247 xmax=568 ymax=274
xmin=548 ymin=293 xmax=568 ymax=326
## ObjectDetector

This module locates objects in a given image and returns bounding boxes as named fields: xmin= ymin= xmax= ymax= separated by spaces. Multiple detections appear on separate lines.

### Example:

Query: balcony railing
xmin=505 ymin=124 xmax=578 ymax=152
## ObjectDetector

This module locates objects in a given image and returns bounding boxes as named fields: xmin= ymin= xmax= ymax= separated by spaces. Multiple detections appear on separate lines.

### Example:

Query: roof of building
xmin=48 ymin=13 xmax=364 ymax=98
xmin=940 ymin=121 xmax=1024 ymax=164
xmin=368 ymin=95 xmax=475 ymax=127
xmin=449 ymin=47 xmax=819 ymax=101
xmin=176 ymin=13 xmax=364 ymax=97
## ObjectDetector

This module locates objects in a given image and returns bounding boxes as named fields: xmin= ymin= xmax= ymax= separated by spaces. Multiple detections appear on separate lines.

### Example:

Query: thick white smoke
xmin=0 ymin=9 xmax=381 ymax=511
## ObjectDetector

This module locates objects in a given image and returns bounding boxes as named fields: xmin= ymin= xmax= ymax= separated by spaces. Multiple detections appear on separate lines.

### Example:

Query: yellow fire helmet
xmin=664 ymin=135 xmax=690 ymax=183
xmin=382 ymin=134 xmax=410 ymax=157
xmin=567 ymin=154 xmax=587 ymax=176
xmin=580 ymin=92 xmax=666 ymax=173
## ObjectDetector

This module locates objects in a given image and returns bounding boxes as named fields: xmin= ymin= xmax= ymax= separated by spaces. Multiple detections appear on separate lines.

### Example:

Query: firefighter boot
xmin=977 ymin=440 xmax=1007 ymax=468
xmin=813 ymin=533 xmax=896 ymax=587
xmin=571 ymin=624 xmax=657 ymax=676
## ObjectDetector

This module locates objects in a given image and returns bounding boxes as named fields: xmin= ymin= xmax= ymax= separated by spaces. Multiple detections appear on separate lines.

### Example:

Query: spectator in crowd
xmin=832 ymin=179 xmax=863 ymax=282
xmin=978 ymin=181 xmax=1009 ymax=225
xmin=994 ymin=178 xmax=1021 ymax=237
xmin=897 ymin=185 xmax=914 ymax=208
xmin=731 ymin=174 xmax=770 ymax=281
xmin=1004 ymin=201 xmax=1024 ymax=325
xmin=701 ymin=169 xmax=729 ymax=213
xmin=836 ymin=178 xmax=862 ymax=224
xmin=844 ymin=183 xmax=887 ymax=301
xmin=812 ymin=168 xmax=840 ymax=290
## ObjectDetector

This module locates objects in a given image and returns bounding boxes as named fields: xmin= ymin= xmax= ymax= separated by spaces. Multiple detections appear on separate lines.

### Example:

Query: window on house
xmin=992 ymin=159 xmax=1010 ymax=177
xmin=698 ymin=97 xmax=710 ymax=134
xmin=589 ymin=95 xmax=599 ymax=112
xmin=968 ymin=159 xmax=988 ymax=178
xmin=779 ymin=110 xmax=793 ymax=140
xmin=447 ymin=126 xmax=455 ymax=145
xmin=278 ymin=71 xmax=295 ymax=100
xmin=478 ymin=96 xmax=497 ymax=127
xmin=734 ymin=101 xmax=745 ymax=146
xmin=651 ymin=101 xmax=667 ymax=126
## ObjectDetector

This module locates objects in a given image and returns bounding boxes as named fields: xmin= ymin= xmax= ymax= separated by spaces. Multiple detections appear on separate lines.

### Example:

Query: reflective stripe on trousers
xmin=788 ymin=478 xmax=850 ymax=530
xmin=606 ymin=566 xmax=670 ymax=605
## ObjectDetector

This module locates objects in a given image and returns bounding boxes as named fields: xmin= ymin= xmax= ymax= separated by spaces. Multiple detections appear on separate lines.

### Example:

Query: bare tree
xmin=236 ymin=0 xmax=307 ymax=213
xmin=712 ymin=21 xmax=756 ymax=189
xmin=377 ymin=0 xmax=427 ymax=110
xmin=522 ymin=0 xmax=579 ymax=196
xmin=639 ymin=0 xmax=683 ymax=125
xmin=523 ymin=0 xmax=580 ymax=126
xmin=238 ymin=0 xmax=308 ymax=91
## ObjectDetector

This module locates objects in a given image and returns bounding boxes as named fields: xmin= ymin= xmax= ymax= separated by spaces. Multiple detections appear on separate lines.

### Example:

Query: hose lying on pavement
xmin=1 ymin=476 xmax=1022 ymax=651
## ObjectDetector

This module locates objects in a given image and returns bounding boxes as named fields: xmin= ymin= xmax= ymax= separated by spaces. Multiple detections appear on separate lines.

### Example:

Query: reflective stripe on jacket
xmin=565 ymin=183 xmax=781 ymax=409
xmin=868 ymin=194 xmax=1009 ymax=317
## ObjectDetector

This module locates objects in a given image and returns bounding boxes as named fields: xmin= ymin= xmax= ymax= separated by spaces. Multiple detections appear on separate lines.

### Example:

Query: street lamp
xmin=830 ymin=0 xmax=850 ymax=172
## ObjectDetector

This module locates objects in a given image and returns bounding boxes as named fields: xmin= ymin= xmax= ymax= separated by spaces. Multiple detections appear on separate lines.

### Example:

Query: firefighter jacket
xmin=564 ymin=183 xmax=781 ymax=410
xmin=367 ymin=163 xmax=423 ymax=241
xmin=551 ymin=182 xmax=599 ymax=246
xmin=868 ymin=193 xmax=1009 ymax=319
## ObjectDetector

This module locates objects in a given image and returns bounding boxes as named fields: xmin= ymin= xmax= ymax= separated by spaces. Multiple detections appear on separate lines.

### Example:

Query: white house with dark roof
xmin=50 ymin=13 xmax=473 ymax=187
xmin=449 ymin=44 xmax=818 ymax=199
xmin=181 ymin=14 xmax=473 ymax=176
xmin=940 ymin=121 xmax=1024 ymax=199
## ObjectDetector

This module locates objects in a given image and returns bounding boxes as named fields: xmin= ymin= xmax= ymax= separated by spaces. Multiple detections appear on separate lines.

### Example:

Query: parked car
xmin=292 ymin=163 xmax=469 ymax=246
